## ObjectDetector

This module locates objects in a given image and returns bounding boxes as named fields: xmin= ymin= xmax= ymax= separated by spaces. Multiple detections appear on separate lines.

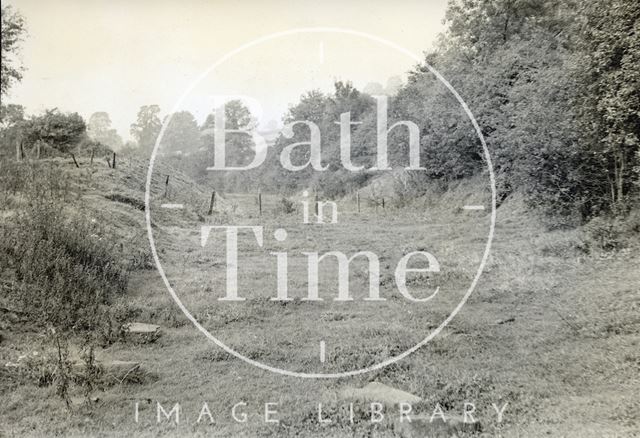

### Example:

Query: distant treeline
xmin=1 ymin=0 xmax=638 ymax=222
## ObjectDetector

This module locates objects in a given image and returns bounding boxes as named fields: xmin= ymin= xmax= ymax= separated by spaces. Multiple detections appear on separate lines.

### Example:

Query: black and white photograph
xmin=0 ymin=1 xmax=638 ymax=436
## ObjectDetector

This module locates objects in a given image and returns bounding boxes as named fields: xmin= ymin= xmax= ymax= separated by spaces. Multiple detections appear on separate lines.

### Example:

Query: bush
xmin=0 ymin=201 xmax=129 ymax=332
xmin=582 ymin=216 xmax=624 ymax=251
xmin=22 ymin=109 xmax=86 ymax=153
xmin=0 ymin=162 xmax=129 ymax=334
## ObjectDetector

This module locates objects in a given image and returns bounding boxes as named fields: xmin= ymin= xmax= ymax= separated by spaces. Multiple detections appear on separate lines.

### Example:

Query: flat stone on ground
xmin=338 ymin=382 xmax=421 ymax=406
xmin=123 ymin=322 xmax=160 ymax=334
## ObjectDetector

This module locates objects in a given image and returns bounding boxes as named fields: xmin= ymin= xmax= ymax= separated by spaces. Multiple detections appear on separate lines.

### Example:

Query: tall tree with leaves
xmin=130 ymin=105 xmax=161 ymax=154
xmin=22 ymin=109 xmax=86 ymax=153
xmin=1 ymin=5 xmax=26 ymax=97
xmin=198 ymin=100 xmax=260 ymax=191
xmin=201 ymin=100 xmax=257 ymax=167
xmin=264 ymin=90 xmax=328 ymax=192
xmin=161 ymin=111 xmax=201 ymax=154
xmin=87 ymin=112 xmax=123 ymax=150
xmin=577 ymin=0 xmax=640 ymax=214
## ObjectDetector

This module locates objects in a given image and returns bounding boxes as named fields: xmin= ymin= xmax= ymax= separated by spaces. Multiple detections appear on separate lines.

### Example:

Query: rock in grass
xmin=338 ymin=381 xmax=421 ymax=406
xmin=394 ymin=414 xmax=481 ymax=438
xmin=123 ymin=322 xmax=160 ymax=334
xmin=122 ymin=322 xmax=161 ymax=343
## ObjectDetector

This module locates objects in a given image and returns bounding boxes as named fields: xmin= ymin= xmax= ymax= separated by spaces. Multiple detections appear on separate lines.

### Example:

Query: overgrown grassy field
xmin=1 ymin=158 xmax=638 ymax=437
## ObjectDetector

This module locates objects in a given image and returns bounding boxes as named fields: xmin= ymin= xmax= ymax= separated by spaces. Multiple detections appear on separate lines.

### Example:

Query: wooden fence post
xmin=258 ymin=190 xmax=262 ymax=216
xmin=90 ymin=150 xmax=94 ymax=166
xmin=112 ymin=152 xmax=116 ymax=169
xmin=208 ymin=190 xmax=216 ymax=215
xmin=314 ymin=190 xmax=319 ymax=215
xmin=70 ymin=153 xmax=80 ymax=168
xmin=356 ymin=191 xmax=360 ymax=213
xmin=164 ymin=175 xmax=170 ymax=198
xmin=382 ymin=197 xmax=385 ymax=210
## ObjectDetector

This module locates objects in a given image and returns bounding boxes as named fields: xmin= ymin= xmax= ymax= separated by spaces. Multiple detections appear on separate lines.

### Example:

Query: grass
xmin=0 ymin=158 xmax=638 ymax=437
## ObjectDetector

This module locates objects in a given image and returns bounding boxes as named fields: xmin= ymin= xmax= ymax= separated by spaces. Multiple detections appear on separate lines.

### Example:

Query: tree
xmin=201 ymin=100 xmax=257 ymax=166
xmin=1 ymin=5 xmax=26 ymax=97
xmin=130 ymin=105 xmax=161 ymax=154
xmin=443 ymin=0 xmax=564 ymax=56
xmin=87 ymin=112 xmax=123 ymax=150
xmin=577 ymin=0 xmax=640 ymax=214
xmin=160 ymin=111 xmax=200 ymax=154
xmin=262 ymin=83 xmax=375 ymax=196
xmin=23 ymin=109 xmax=86 ymax=153
xmin=265 ymin=90 xmax=328 ymax=192
xmin=387 ymin=0 xmax=588 ymax=213
xmin=316 ymin=82 xmax=375 ymax=196
xmin=0 ymin=103 xmax=25 ymax=159
xmin=0 ymin=103 xmax=24 ymax=129
xmin=198 ymin=100 xmax=260 ymax=191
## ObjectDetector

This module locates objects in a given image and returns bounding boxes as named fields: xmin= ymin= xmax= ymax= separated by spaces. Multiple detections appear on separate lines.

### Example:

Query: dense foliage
xmin=0 ymin=5 xmax=26 ymax=97
xmin=130 ymin=104 xmax=162 ymax=154
xmin=256 ymin=0 xmax=640 ymax=220
xmin=22 ymin=109 xmax=87 ymax=153
xmin=1 ymin=1 xmax=638 ymax=222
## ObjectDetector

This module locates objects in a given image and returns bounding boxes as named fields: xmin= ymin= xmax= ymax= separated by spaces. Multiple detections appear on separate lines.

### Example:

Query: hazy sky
xmin=6 ymin=0 xmax=449 ymax=140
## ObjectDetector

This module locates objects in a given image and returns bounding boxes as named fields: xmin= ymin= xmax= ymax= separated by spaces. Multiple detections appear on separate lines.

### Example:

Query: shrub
xmin=582 ymin=216 xmax=624 ymax=251
xmin=1 ymin=201 xmax=129 ymax=332
xmin=21 ymin=109 xmax=86 ymax=153
xmin=0 ymin=162 xmax=129 ymax=335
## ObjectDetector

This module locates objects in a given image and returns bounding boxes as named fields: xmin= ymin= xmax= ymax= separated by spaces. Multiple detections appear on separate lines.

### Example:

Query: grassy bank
xmin=0 ymin=159 xmax=638 ymax=437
